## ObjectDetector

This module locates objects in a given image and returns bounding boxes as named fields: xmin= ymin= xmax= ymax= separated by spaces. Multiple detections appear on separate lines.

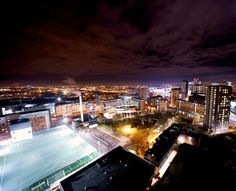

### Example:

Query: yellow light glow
xmin=148 ymin=132 xmax=161 ymax=145
xmin=122 ymin=125 xmax=134 ymax=135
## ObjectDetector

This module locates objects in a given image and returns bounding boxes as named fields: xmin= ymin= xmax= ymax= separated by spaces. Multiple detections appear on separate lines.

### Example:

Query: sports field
xmin=0 ymin=125 xmax=97 ymax=191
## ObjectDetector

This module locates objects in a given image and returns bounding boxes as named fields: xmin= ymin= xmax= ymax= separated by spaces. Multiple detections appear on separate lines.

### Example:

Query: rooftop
xmin=61 ymin=146 xmax=155 ymax=191
xmin=10 ymin=118 xmax=30 ymax=125
xmin=152 ymin=133 xmax=236 ymax=190
xmin=10 ymin=118 xmax=31 ymax=131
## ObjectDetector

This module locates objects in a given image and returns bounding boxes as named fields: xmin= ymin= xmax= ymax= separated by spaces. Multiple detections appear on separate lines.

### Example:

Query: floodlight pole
xmin=97 ymin=141 xmax=100 ymax=156
xmin=78 ymin=92 xmax=84 ymax=122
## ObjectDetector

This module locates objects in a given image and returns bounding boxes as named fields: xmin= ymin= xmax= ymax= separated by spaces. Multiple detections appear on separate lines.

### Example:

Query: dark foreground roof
xmin=152 ymin=133 xmax=236 ymax=191
xmin=10 ymin=118 xmax=30 ymax=125
xmin=60 ymin=146 xmax=155 ymax=191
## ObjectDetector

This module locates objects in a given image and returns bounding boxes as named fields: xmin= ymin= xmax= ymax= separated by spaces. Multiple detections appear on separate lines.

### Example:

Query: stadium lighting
xmin=63 ymin=117 xmax=68 ymax=123
xmin=63 ymin=90 xmax=68 ymax=95
xmin=0 ymin=147 xmax=10 ymax=156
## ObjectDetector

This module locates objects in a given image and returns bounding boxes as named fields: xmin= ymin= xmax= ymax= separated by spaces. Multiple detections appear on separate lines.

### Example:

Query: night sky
xmin=1 ymin=0 xmax=236 ymax=85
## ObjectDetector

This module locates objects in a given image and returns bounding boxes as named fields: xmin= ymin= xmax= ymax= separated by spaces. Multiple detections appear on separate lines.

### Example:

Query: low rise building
xmin=55 ymin=102 xmax=81 ymax=117
xmin=147 ymin=97 xmax=169 ymax=113
xmin=6 ymin=109 xmax=51 ymax=132
xmin=0 ymin=116 xmax=11 ymax=141
xmin=174 ymin=100 xmax=205 ymax=123
xmin=10 ymin=118 xmax=33 ymax=142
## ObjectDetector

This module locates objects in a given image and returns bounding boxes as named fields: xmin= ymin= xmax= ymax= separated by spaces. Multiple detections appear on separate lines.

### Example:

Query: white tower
xmin=63 ymin=89 xmax=84 ymax=122
xmin=78 ymin=92 xmax=84 ymax=122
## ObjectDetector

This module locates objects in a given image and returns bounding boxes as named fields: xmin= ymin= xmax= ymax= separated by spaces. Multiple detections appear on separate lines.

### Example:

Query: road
xmin=78 ymin=127 xmax=125 ymax=156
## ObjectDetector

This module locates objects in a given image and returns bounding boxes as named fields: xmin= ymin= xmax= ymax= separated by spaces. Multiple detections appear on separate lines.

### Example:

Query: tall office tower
xmin=204 ymin=84 xmax=232 ymax=134
xmin=193 ymin=78 xmax=200 ymax=85
xmin=170 ymin=88 xmax=180 ymax=108
xmin=95 ymin=95 xmax=100 ymax=106
xmin=193 ymin=84 xmax=206 ymax=94
xmin=138 ymin=86 xmax=149 ymax=100
xmin=182 ymin=80 xmax=188 ymax=100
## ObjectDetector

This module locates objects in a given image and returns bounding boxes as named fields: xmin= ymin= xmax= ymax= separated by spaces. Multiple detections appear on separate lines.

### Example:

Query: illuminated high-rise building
xmin=138 ymin=86 xmax=149 ymax=100
xmin=170 ymin=88 xmax=180 ymax=108
xmin=157 ymin=99 xmax=169 ymax=112
xmin=204 ymin=84 xmax=232 ymax=134
xmin=182 ymin=80 xmax=188 ymax=100
xmin=192 ymin=84 xmax=206 ymax=94
xmin=190 ymin=78 xmax=206 ymax=94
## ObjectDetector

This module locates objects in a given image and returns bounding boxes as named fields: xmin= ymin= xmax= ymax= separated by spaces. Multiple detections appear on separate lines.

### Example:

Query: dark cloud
xmin=198 ymin=53 xmax=236 ymax=68
xmin=0 ymin=0 xmax=236 ymax=85
xmin=198 ymin=28 xmax=236 ymax=49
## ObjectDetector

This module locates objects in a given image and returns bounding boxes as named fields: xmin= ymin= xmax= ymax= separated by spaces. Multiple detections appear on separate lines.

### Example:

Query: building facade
xmin=0 ymin=116 xmax=11 ymax=141
xmin=204 ymin=85 xmax=232 ymax=134
xmin=137 ymin=86 xmax=149 ymax=100
xmin=55 ymin=102 xmax=81 ymax=117
xmin=10 ymin=119 xmax=33 ymax=142
xmin=147 ymin=97 xmax=169 ymax=113
xmin=6 ymin=110 xmax=51 ymax=132
xmin=176 ymin=100 xmax=205 ymax=123
xmin=182 ymin=80 xmax=188 ymax=100
xmin=157 ymin=99 xmax=169 ymax=113
xmin=170 ymin=88 xmax=180 ymax=108
xmin=192 ymin=84 xmax=206 ymax=94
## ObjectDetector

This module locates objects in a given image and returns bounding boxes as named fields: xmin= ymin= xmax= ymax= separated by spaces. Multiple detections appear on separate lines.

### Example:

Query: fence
xmin=23 ymin=152 xmax=97 ymax=191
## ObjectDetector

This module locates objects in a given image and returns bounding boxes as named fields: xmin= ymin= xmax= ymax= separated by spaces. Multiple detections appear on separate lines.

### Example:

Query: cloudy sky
xmin=0 ymin=0 xmax=236 ymax=85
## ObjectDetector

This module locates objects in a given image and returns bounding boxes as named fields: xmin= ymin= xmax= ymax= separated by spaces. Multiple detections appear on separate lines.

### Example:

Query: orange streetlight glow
xmin=122 ymin=125 xmax=135 ymax=135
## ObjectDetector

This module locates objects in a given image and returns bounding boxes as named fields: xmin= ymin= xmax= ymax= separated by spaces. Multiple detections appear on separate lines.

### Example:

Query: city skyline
xmin=1 ymin=0 xmax=236 ymax=85
xmin=0 ymin=0 xmax=236 ymax=186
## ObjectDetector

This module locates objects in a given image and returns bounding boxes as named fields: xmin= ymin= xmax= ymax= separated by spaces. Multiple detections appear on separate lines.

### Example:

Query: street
xmin=78 ymin=127 xmax=125 ymax=156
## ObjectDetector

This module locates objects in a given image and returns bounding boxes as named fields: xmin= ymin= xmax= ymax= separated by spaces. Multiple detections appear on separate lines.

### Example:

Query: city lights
xmin=177 ymin=135 xmax=185 ymax=145
xmin=0 ymin=82 xmax=235 ymax=191
xmin=122 ymin=125 xmax=135 ymax=135
xmin=63 ymin=117 xmax=69 ymax=123
xmin=0 ymin=0 xmax=236 ymax=189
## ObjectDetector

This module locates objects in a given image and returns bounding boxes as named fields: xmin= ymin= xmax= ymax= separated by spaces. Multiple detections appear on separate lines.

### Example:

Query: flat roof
xmin=145 ymin=125 xmax=184 ymax=163
xmin=10 ymin=118 xmax=31 ymax=131
xmin=152 ymin=133 xmax=236 ymax=190
xmin=1 ymin=109 xmax=50 ymax=118
xmin=55 ymin=102 xmax=80 ymax=106
xmin=61 ymin=146 xmax=155 ymax=191
xmin=10 ymin=118 xmax=30 ymax=125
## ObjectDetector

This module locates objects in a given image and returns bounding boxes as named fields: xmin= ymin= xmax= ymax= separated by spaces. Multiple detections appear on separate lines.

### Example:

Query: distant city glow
xmin=1 ymin=0 xmax=236 ymax=188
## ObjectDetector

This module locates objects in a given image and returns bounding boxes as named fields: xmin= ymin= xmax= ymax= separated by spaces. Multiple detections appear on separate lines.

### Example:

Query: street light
xmin=97 ymin=141 xmax=100 ymax=156
xmin=57 ymin=97 xmax=62 ymax=102
xmin=63 ymin=117 xmax=68 ymax=123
